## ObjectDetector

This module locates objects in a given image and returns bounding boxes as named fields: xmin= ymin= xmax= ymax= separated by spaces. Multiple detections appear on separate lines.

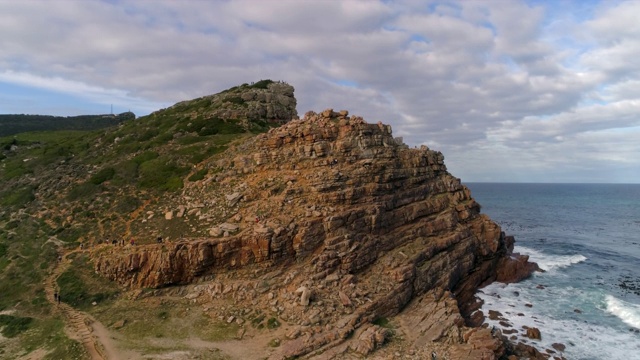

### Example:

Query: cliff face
xmin=94 ymin=109 xmax=537 ymax=358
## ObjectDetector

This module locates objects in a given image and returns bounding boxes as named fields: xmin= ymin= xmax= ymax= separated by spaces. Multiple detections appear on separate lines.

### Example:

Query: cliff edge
xmin=94 ymin=109 xmax=539 ymax=359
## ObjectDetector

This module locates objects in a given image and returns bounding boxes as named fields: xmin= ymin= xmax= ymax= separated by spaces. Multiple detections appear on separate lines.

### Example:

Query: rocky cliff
xmin=93 ymin=109 xmax=539 ymax=359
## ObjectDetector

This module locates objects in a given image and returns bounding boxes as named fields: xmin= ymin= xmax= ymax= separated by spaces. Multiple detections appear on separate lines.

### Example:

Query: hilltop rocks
xmin=170 ymin=80 xmax=298 ymax=124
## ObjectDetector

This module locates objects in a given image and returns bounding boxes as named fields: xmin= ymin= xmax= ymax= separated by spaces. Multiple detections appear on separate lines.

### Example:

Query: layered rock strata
xmin=95 ymin=109 xmax=537 ymax=358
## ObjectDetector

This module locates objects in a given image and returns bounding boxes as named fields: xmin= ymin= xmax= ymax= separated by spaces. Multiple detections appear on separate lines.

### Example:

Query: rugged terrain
xmin=0 ymin=80 xmax=545 ymax=359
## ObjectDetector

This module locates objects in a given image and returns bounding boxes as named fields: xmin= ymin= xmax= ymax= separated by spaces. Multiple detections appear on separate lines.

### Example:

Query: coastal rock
xmin=525 ymin=326 xmax=542 ymax=340
xmin=93 ymin=108 xmax=539 ymax=359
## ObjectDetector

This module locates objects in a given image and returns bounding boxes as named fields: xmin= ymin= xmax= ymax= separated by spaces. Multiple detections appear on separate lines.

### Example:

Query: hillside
xmin=0 ymin=112 xmax=136 ymax=137
xmin=0 ymin=80 xmax=545 ymax=360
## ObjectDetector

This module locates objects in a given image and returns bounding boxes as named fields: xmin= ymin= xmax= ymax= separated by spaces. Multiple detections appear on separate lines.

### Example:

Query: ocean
xmin=466 ymin=183 xmax=640 ymax=360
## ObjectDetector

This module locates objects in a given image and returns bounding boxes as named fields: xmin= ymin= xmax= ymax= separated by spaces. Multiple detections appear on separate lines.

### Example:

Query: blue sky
xmin=1 ymin=0 xmax=639 ymax=183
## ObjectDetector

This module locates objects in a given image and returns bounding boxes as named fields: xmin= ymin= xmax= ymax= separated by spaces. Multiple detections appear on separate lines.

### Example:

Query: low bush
xmin=188 ymin=169 xmax=208 ymax=182
xmin=0 ymin=314 xmax=33 ymax=337
xmin=89 ymin=167 xmax=115 ymax=185
xmin=249 ymin=79 xmax=274 ymax=89
xmin=1 ymin=186 xmax=35 ymax=206
xmin=67 ymin=182 xmax=99 ymax=201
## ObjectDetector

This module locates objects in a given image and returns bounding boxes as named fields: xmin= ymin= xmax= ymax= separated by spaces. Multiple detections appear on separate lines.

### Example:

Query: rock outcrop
xmin=169 ymin=80 xmax=297 ymax=124
xmin=94 ymin=109 xmax=538 ymax=359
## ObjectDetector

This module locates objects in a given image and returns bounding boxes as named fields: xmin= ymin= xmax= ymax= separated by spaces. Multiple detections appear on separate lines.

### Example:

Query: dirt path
xmin=44 ymin=250 xmax=116 ymax=360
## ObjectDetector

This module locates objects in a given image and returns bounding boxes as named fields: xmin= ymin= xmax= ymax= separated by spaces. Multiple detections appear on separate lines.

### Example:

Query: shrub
xmin=89 ymin=167 xmax=115 ymax=185
xmin=188 ymin=169 xmax=208 ymax=182
xmin=137 ymin=128 xmax=159 ymax=142
xmin=225 ymin=96 xmax=246 ymax=105
xmin=1 ymin=186 xmax=35 ymax=206
xmin=115 ymin=160 xmax=139 ymax=184
xmin=56 ymin=260 xmax=117 ymax=309
xmin=115 ymin=196 xmax=141 ymax=214
xmin=267 ymin=317 xmax=280 ymax=329
xmin=250 ymin=79 xmax=274 ymax=89
xmin=132 ymin=151 xmax=159 ymax=165
xmin=0 ymin=315 xmax=33 ymax=337
xmin=67 ymin=183 xmax=99 ymax=201
xmin=138 ymin=158 xmax=188 ymax=191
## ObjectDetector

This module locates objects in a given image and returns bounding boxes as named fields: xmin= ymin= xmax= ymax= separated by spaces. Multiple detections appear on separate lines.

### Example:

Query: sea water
xmin=466 ymin=183 xmax=640 ymax=360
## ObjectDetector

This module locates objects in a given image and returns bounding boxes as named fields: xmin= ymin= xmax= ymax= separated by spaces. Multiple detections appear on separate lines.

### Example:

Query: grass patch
xmin=92 ymin=298 xmax=239 ymax=347
xmin=114 ymin=195 xmax=141 ymax=214
xmin=67 ymin=182 xmax=100 ymax=201
xmin=372 ymin=317 xmax=394 ymax=329
xmin=89 ymin=167 xmax=115 ymax=185
xmin=249 ymin=79 xmax=274 ymax=89
xmin=0 ymin=314 xmax=33 ymax=337
xmin=0 ymin=242 xmax=7 ymax=257
xmin=188 ymin=169 xmax=208 ymax=182
xmin=267 ymin=317 xmax=281 ymax=329
xmin=56 ymin=254 xmax=119 ymax=309
xmin=138 ymin=157 xmax=188 ymax=191
xmin=0 ymin=186 xmax=35 ymax=206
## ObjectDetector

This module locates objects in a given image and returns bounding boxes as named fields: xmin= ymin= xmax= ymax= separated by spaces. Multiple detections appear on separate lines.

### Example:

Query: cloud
xmin=0 ymin=0 xmax=638 ymax=182
xmin=0 ymin=70 xmax=168 ymax=114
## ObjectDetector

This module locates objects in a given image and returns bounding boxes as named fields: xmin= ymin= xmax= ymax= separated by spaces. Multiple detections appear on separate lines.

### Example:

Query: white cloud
xmin=0 ymin=0 xmax=638 ymax=183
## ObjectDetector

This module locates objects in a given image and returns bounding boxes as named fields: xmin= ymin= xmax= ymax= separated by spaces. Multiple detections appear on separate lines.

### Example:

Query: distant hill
xmin=0 ymin=112 xmax=136 ymax=137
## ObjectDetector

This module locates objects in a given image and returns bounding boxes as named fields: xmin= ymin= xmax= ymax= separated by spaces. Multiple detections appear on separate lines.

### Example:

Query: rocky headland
xmin=94 ymin=109 xmax=541 ymax=358
xmin=0 ymin=80 xmax=548 ymax=359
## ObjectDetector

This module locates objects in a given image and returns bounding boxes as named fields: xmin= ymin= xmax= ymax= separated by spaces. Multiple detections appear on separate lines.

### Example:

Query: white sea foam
xmin=515 ymin=246 xmax=587 ymax=271
xmin=479 ymin=282 xmax=640 ymax=359
xmin=606 ymin=295 xmax=640 ymax=329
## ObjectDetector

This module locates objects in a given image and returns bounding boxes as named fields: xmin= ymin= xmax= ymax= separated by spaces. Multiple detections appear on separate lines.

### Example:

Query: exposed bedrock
xmin=94 ymin=109 xmax=539 ymax=359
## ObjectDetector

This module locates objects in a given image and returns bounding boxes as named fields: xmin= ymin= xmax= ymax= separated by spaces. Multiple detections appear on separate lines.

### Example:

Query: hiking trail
xmin=44 ymin=250 xmax=116 ymax=360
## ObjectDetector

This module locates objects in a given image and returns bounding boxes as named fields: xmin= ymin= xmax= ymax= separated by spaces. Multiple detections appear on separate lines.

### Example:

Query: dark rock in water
xmin=573 ymin=308 xmax=582 ymax=314
xmin=488 ymin=310 xmax=503 ymax=320
xmin=515 ymin=342 xmax=546 ymax=359
xmin=524 ymin=326 xmax=541 ymax=340
xmin=552 ymin=343 xmax=566 ymax=352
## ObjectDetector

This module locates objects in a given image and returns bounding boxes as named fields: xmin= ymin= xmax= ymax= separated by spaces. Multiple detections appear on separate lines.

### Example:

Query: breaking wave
xmin=606 ymin=295 xmax=640 ymax=329
xmin=516 ymin=246 xmax=587 ymax=271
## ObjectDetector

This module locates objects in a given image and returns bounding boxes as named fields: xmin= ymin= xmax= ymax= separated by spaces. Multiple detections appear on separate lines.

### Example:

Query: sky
xmin=1 ymin=0 xmax=639 ymax=183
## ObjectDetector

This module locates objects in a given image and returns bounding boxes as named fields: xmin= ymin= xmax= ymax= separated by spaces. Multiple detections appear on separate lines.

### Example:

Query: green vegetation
xmin=0 ymin=186 xmax=35 ymax=206
xmin=56 ymin=253 xmax=119 ymax=310
xmin=225 ymin=96 xmax=246 ymax=105
xmin=0 ymin=112 xmax=135 ymax=137
xmin=0 ymin=80 xmax=289 ymax=357
xmin=89 ymin=167 xmax=115 ymax=185
xmin=188 ymin=168 xmax=208 ymax=182
xmin=138 ymin=157 xmax=188 ymax=191
xmin=267 ymin=317 xmax=281 ymax=329
xmin=372 ymin=317 xmax=394 ymax=329
xmin=67 ymin=182 xmax=100 ymax=200
xmin=249 ymin=79 xmax=274 ymax=89
xmin=0 ymin=314 xmax=33 ymax=337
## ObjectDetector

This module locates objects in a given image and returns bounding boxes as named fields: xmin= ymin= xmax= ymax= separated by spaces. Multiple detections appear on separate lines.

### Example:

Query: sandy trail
xmin=44 ymin=249 xmax=123 ymax=360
